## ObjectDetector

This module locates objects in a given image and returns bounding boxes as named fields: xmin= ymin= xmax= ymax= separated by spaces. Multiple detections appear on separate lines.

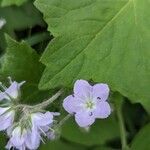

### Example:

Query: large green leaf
xmin=61 ymin=115 xmax=119 ymax=146
xmin=35 ymin=0 xmax=150 ymax=112
xmin=0 ymin=0 xmax=27 ymax=6
xmin=131 ymin=123 xmax=150 ymax=150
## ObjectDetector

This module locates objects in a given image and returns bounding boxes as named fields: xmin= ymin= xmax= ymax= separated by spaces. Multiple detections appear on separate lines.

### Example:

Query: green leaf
xmin=131 ymin=123 xmax=150 ymax=150
xmin=61 ymin=115 xmax=119 ymax=146
xmin=0 ymin=35 xmax=43 ymax=83
xmin=35 ymin=0 xmax=150 ymax=113
xmin=1 ymin=0 xmax=27 ymax=6
xmin=40 ymin=140 xmax=86 ymax=150
xmin=0 ymin=35 xmax=46 ymax=103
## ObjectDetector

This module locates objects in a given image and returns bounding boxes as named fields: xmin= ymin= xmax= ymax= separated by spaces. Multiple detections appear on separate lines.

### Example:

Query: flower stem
xmin=114 ymin=93 xmax=129 ymax=150
xmin=16 ymin=89 xmax=63 ymax=110
xmin=58 ymin=114 xmax=72 ymax=127
xmin=34 ymin=89 xmax=63 ymax=109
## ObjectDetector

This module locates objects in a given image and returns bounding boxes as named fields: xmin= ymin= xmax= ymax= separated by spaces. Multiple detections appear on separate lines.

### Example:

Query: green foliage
xmin=0 ymin=1 xmax=44 ymax=50
xmin=94 ymin=147 xmax=115 ymax=150
xmin=0 ymin=35 xmax=43 ymax=83
xmin=61 ymin=115 xmax=119 ymax=146
xmin=0 ymin=133 xmax=7 ymax=150
xmin=35 ymin=0 xmax=150 ymax=113
xmin=131 ymin=123 xmax=150 ymax=150
xmin=0 ymin=0 xmax=149 ymax=149
xmin=0 ymin=35 xmax=50 ymax=104
xmin=0 ymin=0 xmax=28 ymax=6
xmin=40 ymin=140 xmax=86 ymax=150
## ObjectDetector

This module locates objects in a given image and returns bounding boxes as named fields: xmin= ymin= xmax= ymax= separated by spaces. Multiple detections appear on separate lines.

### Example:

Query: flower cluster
xmin=0 ymin=78 xmax=60 ymax=150
xmin=6 ymin=112 xmax=55 ymax=150
xmin=0 ymin=78 xmax=111 ymax=150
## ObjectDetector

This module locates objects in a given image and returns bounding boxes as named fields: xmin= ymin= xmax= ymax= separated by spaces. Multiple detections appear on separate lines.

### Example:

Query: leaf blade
xmin=35 ymin=0 xmax=150 ymax=112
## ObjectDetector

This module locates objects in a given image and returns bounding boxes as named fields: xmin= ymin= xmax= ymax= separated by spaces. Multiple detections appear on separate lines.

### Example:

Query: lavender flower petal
xmin=75 ymin=111 xmax=95 ymax=127
xmin=0 ymin=92 xmax=8 ymax=101
xmin=74 ymin=80 xmax=92 ymax=98
xmin=31 ymin=112 xmax=53 ymax=126
xmin=93 ymin=101 xmax=111 ymax=118
xmin=25 ymin=126 xmax=41 ymax=150
xmin=5 ymin=81 xmax=20 ymax=99
xmin=93 ymin=84 xmax=109 ymax=101
xmin=0 ymin=109 xmax=15 ymax=131
xmin=63 ymin=95 xmax=82 ymax=114
xmin=10 ymin=127 xmax=26 ymax=147
xmin=0 ymin=107 xmax=9 ymax=115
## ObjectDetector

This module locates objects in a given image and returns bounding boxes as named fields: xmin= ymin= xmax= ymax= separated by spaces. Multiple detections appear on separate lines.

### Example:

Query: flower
xmin=6 ymin=126 xmax=27 ymax=150
xmin=0 ymin=79 xmax=24 ymax=132
xmin=0 ymin=80 xmax=25 ymax=101
xmin=63 ymin=79 xmax=111 ymax=127
xmin=6 ymin=111 xmax=55 ymax=150
xmin=31 ymin=111 xmax=54 ymax=137
xmin=0 ymin=107 xmax=15 ymax=131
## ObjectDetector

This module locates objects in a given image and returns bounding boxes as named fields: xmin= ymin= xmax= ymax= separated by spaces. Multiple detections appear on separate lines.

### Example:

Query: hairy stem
xmin=34 ymin=89 xmax=63 ymax=109
xmin=16 ymin=89 xmax=63 ymax=110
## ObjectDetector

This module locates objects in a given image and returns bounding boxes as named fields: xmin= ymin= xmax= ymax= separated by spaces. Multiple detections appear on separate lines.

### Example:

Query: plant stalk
xmin=114 ymin=93 xmax=129 ymax=150
xmin=16 ymin=89 xmax=63 ymax=110
xmin=34 ymin=89 xmax=63 ymax=109
xmin=58 ymin=114 xmax=72 ymax=127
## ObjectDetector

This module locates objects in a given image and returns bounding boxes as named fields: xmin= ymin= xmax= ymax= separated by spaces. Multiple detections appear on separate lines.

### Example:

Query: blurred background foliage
xmin=0 ymin=0 xmax=149 ymax=150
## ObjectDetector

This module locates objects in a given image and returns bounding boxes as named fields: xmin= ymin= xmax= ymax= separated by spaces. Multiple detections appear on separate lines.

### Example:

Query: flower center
xmin=85 ymin=101 xmax=95 ymax=110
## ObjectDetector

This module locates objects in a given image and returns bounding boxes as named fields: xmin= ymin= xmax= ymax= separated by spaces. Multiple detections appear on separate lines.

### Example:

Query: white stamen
xmin=40 ymin=135 xmax=45 ymax=144
xmin=39 ymin=127 xmax=47 ymax=136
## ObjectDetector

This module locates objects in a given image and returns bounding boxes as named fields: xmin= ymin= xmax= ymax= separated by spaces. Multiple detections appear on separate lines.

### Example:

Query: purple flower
xmin=6 ymin=126 xmax=27 ymax=150
xmin=0 ymin=80 xmax=25 ymax=101
xmin=6 ymin=111 xmax=56 ymax=150
xmin=31 ymin=111 xmax=54 ymax=137
xmin=63 ymin=80 xmax=111 ymax=127
xmin=0 ymin=79 xmax=24 ymax=132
